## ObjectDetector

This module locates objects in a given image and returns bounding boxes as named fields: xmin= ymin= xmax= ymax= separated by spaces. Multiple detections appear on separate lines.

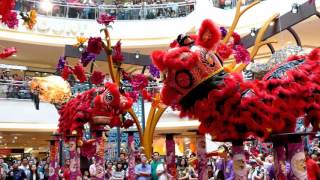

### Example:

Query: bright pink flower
xmin=97 ymin=13 xmax=116 ymax=26
xmin=234 ymin=45 xmax=250 ymax=64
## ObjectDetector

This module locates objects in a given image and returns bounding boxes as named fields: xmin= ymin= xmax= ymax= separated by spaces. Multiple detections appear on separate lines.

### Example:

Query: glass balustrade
xmin=15 ymin=0 xmax=196 ymax=20
xmin=0 ymin=79 xmax=161 ymax=100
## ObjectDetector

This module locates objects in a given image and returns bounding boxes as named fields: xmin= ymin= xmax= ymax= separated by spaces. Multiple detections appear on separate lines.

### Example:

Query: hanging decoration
xmin=30 ymin=76 xmax=72 ymax=104
xmin=20 ymin=10 xmax=37 ymax=30
xmin=58 ymin=82 xmax=133 ymax=139
xmin=0 ymin=47 xmax=17 ymax=59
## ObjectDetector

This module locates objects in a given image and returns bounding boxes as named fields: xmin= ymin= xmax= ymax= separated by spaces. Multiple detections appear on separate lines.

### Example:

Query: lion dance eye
xmin=104 ymin=90 xmax=114 ymax=104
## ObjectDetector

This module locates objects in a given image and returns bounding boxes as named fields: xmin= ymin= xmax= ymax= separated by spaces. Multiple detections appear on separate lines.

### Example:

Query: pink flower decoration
xmin=112 ymin=40 xmax=124 ymax=63
xmin=234 ymin=45 xmax=250 ymax=64
xmin=87 ymin=37 xmax=103 ymax=55
xmin=97 ymin=13 xmax=116 ymax=26
xmin=129 ymin=74 xmax=148 ymax=91
xmin=2 ymin=11 xmax=18 ymax=29
xmin=0 ymin=47 xmax=17 ymax=59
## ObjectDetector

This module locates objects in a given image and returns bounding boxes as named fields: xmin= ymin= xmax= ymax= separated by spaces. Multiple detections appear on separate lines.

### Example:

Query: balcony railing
xmin=15 ymin=0 xmax=195 ymax=20
xmin=0 ymin=79 xmax=161 ymax=100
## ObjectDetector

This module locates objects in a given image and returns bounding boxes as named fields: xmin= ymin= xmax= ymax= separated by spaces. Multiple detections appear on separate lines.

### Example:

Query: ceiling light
xmin=14 ymin=136 xmax=18 ymax=140
xmin=41 ymin=0 xmax=53 ymax=12
xmin=135 ymin=51 xmax=140 ymax=59
xmin=12 ymin=140 xmax=15 ymax=143
xmin=12 ymin=54 xmax=16 ymax=57
xmin=4 ymin=143 xmax=7 ymax=146
xmin=0 ymin=136 xmax=2 ymax=139
xmin=4 ymin=147 xmax=7 ymax=149
xmin=250 ymin=28 xmax=256 ymax=37
xmin=291 ymin=3 xmax=299 ymax=14
xmin=32 ymin=137 xmax=36 ymax=140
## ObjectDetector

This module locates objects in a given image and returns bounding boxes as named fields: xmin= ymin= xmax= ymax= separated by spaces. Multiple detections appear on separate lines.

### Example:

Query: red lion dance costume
xmin=58 ymin=82 xmax=133 ymax=137
xmin=151 ymin=19 xmax=320 ymax=141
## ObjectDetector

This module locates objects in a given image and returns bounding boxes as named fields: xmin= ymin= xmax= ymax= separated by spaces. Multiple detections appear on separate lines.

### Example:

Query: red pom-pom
xmin=87 ymin=37 xmax=103 ymax=55
xmin=90 ymin=71 xmax=105 ymax=85
xmin=196 ymin=19 xmax=221 ymax=50
xmin=73 ymin=63 xmax=87 ymax=83
xmin=216 ymin=43 xmax=233 ymax=60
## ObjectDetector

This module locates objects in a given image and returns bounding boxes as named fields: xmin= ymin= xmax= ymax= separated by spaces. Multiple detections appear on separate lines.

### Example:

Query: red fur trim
xmin=287 ymin=55 xmax=304 ymax=62
xmin=169 ymin=40 xmax=178 ymax=48
xmin=307 ymin=48 xmax=320 ymax=61
xmin=151 ymin=50 xmax=166 ymax=71
xmin=163 ymin=47 xmax=198 ymax=70
xmin=196 ymin=19 xmax=221 ymax=50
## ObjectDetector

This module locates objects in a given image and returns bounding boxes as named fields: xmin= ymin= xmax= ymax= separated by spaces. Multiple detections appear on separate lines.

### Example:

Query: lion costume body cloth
xmin=152 ymin=19 xmax=320 ymax=141
xmin=58 ymin=82 xmax=132 ymax=138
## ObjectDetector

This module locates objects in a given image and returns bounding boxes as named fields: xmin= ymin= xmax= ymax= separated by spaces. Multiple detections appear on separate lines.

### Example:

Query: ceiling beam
xmin=241 ymin=1 xmax=318 ymax=49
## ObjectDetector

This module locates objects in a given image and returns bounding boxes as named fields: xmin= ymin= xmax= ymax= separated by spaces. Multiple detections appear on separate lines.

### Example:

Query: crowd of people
xmin=14 ymin=0 xmax=195 ymax=20
xmin=1 ymin=142 xmax=320 ymax=180
xmin=0 ymin=157 xmax=51 ymax=180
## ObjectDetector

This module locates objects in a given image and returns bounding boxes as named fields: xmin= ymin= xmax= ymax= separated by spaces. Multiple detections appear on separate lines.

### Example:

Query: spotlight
xmin=135 ymin=51 xmax=140 ymax=59
xmin=291 ymin=3 xmax=299 ymax=14
xmin=250 ymin=28 xmax=256 ymax=37
xmin=14 ymin=136 xmax=18 ymax=139
xmin=40 ymin=0 xmax=53 ymax=12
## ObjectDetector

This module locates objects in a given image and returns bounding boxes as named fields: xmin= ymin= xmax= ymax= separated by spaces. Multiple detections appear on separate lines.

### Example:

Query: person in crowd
xmin=248 ymin=159 xmax=264 ymax=180
xmin=188 ymin=157 xmax=198 ymax=179
xmin=0 ymin=158 xmax=9 ymax=174
xmin=18 ymin=158 xmax=30 ymax=180
xmin=59 ymin=159 xmax=70 ymax=180
xmin=135 ymin=155 xmax=151 ymax=180
xmin=112 ymin=162 xmax=125 ymax=180
xmin=306 ymin=151 xmax=320 ymax=180
xmin=29 ymin=164 xmax=40 ymax=180
xmin=119 ymin=152 xmax=128 ymax=172
xmin=105 ymin=161 xmax=113 ymax=179
xmin=82 ymin=170 xmax=90 ymax=180
xmin=177 ymin=157 xmax=189 ymax=180
xmin=151 ymin=152 xmax=164 ymax=180
xmin=207 ymin=163 xmax=214 ymax=180
xmin=6 ymin=162 xmax=27 ymax=180
xmin=89 ymin=157 xmax=97 ymax=178
xmin=0 ymin=164 xmax=7 ymax=180
xmin=43 ymin=163 xmax=49 ymax=180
